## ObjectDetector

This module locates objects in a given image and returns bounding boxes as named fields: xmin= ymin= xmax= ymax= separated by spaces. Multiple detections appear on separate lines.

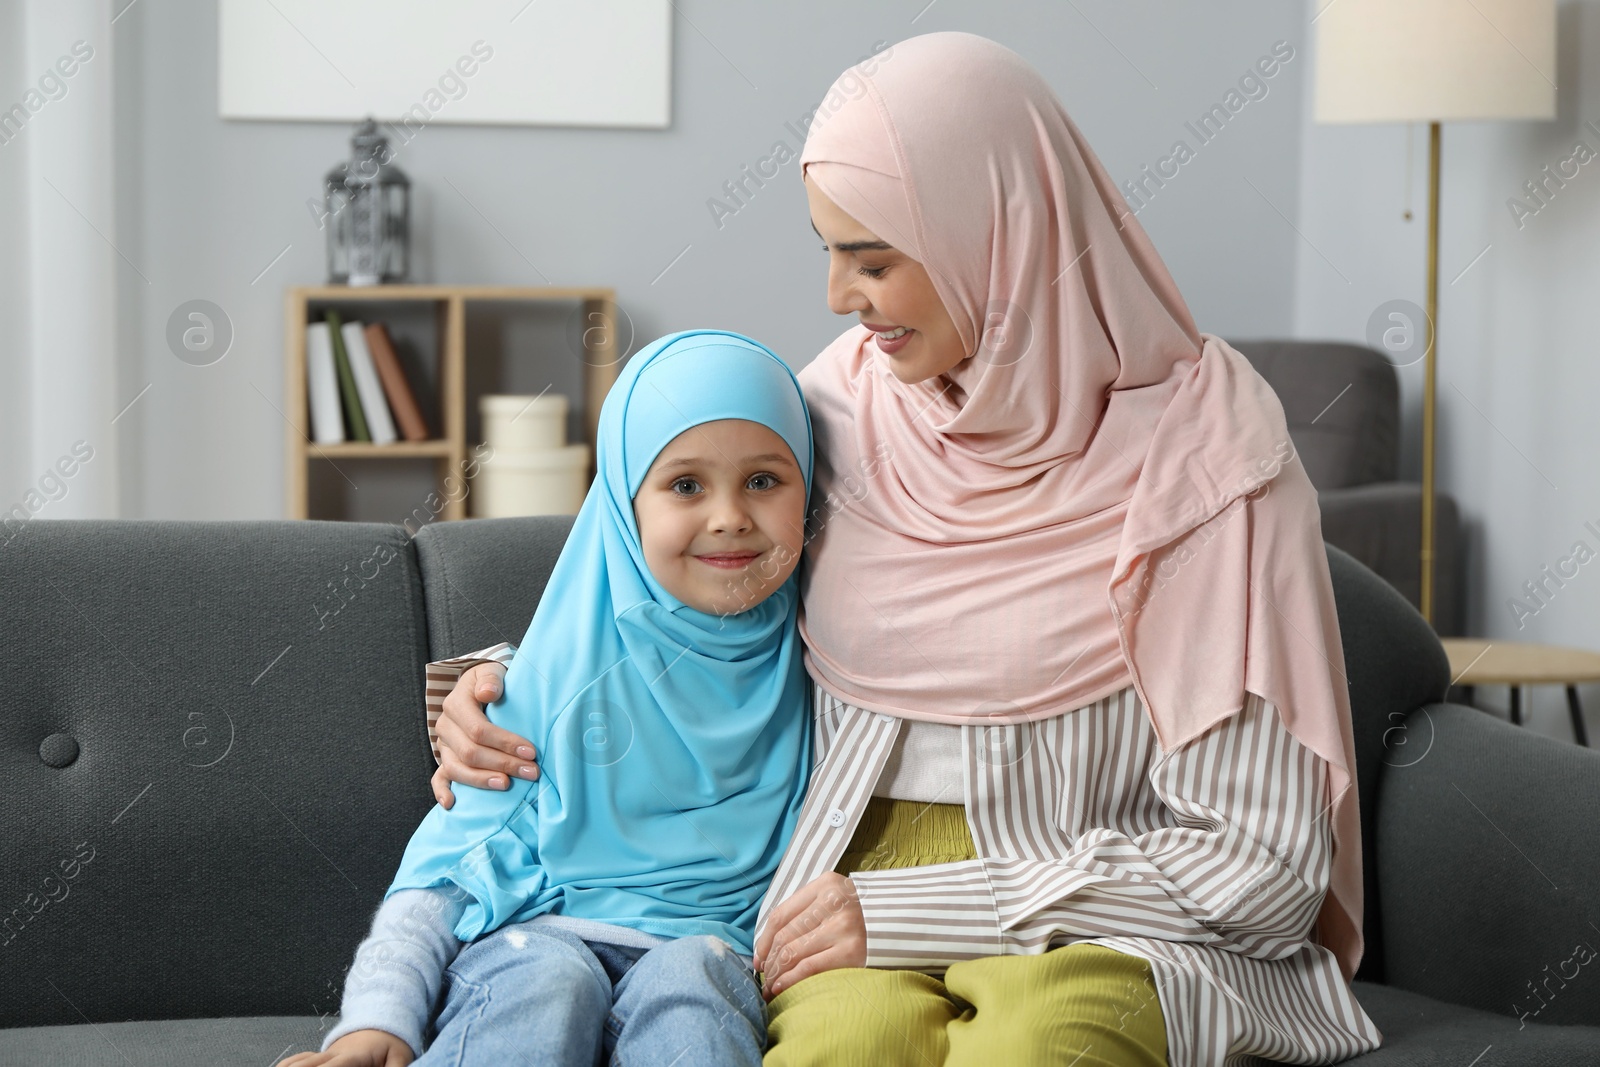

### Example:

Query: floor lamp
xmin=1313 ymin=0 xmax=1556 ymax=627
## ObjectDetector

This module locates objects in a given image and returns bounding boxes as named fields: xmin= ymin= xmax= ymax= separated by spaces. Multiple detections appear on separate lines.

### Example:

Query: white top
xmin=872 ymin=718 xmax=965 ymax=802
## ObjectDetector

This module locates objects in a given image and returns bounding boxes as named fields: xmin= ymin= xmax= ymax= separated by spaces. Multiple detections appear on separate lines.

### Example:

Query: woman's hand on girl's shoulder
xmin=753 ymin=872 xmax=867 ymax=1000
xmin=431 ymin=661 xmax=539 ymax=810
xmin=276 ymin=1029 xmax=413 ymax=1066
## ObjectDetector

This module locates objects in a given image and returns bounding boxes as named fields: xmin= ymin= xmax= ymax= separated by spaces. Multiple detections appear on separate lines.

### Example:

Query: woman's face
xmin=804 ymin=173 xmax=967 ymax=386
xmin=633 ymin=418 xmax=807 ymax=617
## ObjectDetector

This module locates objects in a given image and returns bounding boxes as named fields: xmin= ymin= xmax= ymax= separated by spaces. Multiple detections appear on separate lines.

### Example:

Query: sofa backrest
xmin=0 ymin=519 xmax=440 ymax=1028
xmin=0 ymin=516 xmax=1448 ymax=1026
xmin=412 ymin=514 xmax=573 ymax=663
xmin=1230 ymin=339 xmax=1400 ymax=492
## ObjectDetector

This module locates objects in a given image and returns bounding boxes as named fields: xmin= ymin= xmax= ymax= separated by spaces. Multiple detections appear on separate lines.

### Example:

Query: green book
xmin=324 ymin=310 xmax=370 ymax=443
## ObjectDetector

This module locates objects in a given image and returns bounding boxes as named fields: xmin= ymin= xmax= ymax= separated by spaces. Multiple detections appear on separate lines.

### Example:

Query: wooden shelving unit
xmin=284 ymin=284 xmax=619 ymax=521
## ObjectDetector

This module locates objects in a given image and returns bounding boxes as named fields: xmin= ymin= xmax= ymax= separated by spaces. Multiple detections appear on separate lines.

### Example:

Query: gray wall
xmin=20 ymin=1 xmax=1599 ymax=743
xmin=102 ymin=0 xmax=1306 ymax=520
xmin=0 ymin=3 xmax=29 ymax=508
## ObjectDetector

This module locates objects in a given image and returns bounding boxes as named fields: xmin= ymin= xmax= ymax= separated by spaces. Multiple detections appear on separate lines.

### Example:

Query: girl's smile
xmin=696 ymin=551 xmax=761 ymax=569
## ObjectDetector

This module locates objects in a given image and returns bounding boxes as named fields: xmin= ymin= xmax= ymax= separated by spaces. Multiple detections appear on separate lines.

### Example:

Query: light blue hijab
xmin=387 ymin=329 xmax=815 ymax=955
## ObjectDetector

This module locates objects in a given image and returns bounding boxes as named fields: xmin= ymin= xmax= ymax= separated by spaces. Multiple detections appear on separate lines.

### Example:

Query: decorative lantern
xmin=324 ymin=117 xmax=410 ymax=286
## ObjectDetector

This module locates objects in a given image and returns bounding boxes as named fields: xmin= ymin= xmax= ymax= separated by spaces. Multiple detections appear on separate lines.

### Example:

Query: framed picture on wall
xmin=219 ymin=0 xmax=671 ymax=129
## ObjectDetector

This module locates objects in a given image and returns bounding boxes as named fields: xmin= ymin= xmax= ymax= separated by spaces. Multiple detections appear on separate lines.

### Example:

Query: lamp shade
xmin=1315 ymin=0 xmax=1556 ymax=124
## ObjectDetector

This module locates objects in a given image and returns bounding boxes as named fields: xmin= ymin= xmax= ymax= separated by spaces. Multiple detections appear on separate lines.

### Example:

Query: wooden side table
xmin=1440 ymin=638 xmax=1600 ymax=747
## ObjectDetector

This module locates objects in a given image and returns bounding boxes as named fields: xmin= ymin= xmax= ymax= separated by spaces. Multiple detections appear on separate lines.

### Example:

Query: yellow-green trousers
xmin=764 ymin=797 xmax=1168 ymax=1066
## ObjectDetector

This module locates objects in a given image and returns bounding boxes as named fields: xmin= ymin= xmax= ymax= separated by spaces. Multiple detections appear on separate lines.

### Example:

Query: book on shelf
xmin=364 ymin=322 xmax=431 ymax=441
xmin=340 ymin=319 xmax=398 ymax=445
xmin=306 ymin=314 xmax=435 ymax=446
xmin=305 ymin=322 xmax=346 ymax=445
xmin=323 ymin=310 xmax=371 ymax=443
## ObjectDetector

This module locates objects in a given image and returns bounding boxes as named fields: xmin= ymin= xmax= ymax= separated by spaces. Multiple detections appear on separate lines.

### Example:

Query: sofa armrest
xmin=1376 ymin=703 xmax=1600 ymax=1026
xmin=1318 ymin=483 xmax=1463 ymax=636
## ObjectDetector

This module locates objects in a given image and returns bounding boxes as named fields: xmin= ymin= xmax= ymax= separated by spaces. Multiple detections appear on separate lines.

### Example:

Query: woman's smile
xmin=863 ymin=320 xmax=916 ymax=354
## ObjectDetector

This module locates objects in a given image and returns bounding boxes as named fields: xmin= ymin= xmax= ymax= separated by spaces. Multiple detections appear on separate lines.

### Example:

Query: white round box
xmin=471 ymin=444 xmax=590 ymax=517
xmin=480 ymin=394 xmax=568 ymax=453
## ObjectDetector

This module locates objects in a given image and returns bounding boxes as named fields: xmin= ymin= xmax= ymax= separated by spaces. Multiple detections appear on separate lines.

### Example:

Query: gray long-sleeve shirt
xmin=321 ymin=888 xmax=677 ymax=1056
xmin=320 ymin=888 xmax=467 ymax=1055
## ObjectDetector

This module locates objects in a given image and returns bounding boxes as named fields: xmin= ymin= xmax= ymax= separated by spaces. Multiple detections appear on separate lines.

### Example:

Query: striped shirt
xmin=425 ymin=644 xmax=1382 ymax=1067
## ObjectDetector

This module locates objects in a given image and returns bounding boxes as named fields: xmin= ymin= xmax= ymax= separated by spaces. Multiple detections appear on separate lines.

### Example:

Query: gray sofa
xmin=1232 ymin=339 xmax=1465 ymax=638
xmin=3 ymin=515 xmax=1597 ymax=1065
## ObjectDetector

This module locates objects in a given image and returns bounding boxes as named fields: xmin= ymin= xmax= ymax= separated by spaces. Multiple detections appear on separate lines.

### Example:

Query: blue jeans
xmin=415 ymin=922 xmax=766 ymax=1067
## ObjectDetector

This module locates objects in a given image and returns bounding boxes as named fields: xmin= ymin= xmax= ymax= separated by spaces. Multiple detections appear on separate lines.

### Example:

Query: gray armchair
xmin=1231 ymin=339 xmax=1464 ymax=637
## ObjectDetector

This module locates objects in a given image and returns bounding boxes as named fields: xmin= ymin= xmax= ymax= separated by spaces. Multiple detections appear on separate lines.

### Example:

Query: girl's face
xmin=633 ymin=418 xmax=807 ymax=617
xmin=805 ymin=172 xmax=967 ymax=386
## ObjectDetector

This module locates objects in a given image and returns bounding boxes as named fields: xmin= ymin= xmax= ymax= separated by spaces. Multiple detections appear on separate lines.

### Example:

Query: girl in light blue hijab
xmin=294 ymin=330 xmax=815 ymax=1067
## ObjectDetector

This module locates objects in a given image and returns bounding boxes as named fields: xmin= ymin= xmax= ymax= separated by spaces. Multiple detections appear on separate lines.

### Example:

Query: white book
xmin=341 ymin=320 xmax=398 ymax=445
xmin=306 ymin=322 xmax=345 ymax=445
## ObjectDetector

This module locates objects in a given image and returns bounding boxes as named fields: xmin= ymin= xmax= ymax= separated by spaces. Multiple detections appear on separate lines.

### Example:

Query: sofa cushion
xmin=6 ymin=986 xmax=1599 ymax=1065
xmin=0 ymin=520 xmax=438 ymax=1027
xmin=1376 ymin=705 xmax=1600 ymax=1026
xmin=0 ymin=1015 xmax=328 ymax=1066
xmin=1347 ymin=981 xmax=1600 ymax=1063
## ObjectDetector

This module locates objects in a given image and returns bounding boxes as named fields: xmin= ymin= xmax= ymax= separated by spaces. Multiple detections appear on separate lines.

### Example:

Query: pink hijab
xmin=795 ymin=31 xmax=1364 ymax=984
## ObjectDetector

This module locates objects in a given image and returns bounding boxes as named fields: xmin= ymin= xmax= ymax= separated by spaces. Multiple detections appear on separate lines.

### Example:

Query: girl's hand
xmin=753 ymin=872 xmax=867 ymax=999
xmin=277 ymin=1029 xmax=413 ymax=1066
xmin=431 ymin=661 xmax=538 ymax=810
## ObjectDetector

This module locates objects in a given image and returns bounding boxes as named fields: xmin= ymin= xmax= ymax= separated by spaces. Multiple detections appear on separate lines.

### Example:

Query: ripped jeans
xmin=415 ymin=922 xmax=767 ymax=1067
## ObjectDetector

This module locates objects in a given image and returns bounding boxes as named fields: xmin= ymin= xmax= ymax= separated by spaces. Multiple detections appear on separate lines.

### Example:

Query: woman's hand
xmin=753 ymin=872 xmax=867 ymax=999
xmin=278 ymin=1029 xmax=413 ymax=1066
xmin=430 ymin=661 xmax=538 ymax=810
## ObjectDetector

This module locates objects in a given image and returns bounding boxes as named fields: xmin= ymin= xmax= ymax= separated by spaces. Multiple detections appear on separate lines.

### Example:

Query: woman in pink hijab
xmin=426 ymin=31 xmax=1383 ymax=1067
